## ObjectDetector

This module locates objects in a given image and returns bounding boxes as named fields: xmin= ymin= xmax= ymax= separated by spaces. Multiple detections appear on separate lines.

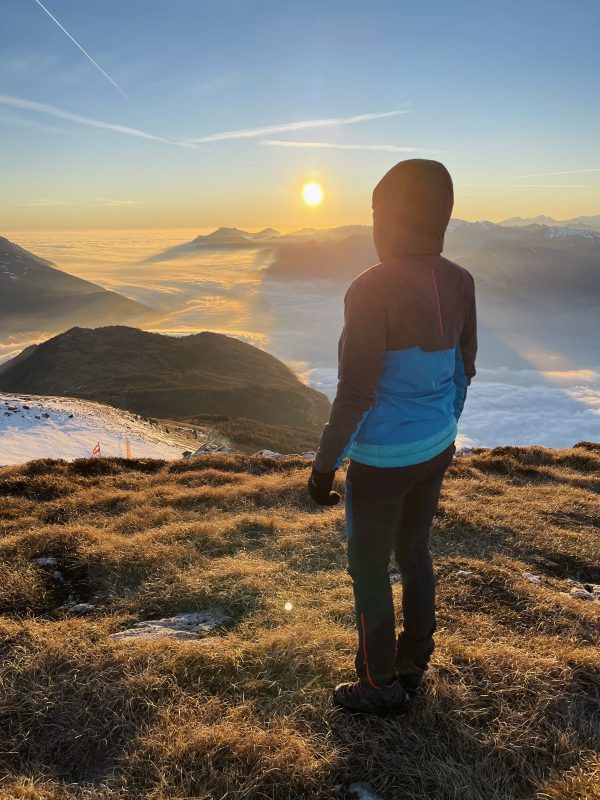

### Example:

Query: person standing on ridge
xmin=308 ymin=159 xmax=477 ymax=715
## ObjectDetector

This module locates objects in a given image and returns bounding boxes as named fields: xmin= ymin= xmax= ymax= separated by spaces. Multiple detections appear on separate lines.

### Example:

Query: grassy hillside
xmin=1 ymin=445 xmax=599 ymax=799
xmin=214 ymin=416 xmax=319 ymax=454
xmin=0 ymin=326 xmax=331 ymax=430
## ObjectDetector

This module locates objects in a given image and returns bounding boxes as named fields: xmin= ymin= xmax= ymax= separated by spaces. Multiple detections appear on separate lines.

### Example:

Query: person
xmin=307 ymin=159 xmax=477 ymax=715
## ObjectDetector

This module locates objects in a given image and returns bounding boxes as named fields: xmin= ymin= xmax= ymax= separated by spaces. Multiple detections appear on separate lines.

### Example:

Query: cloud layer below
xmin=3 ymin=230 xmax=598 ymax=451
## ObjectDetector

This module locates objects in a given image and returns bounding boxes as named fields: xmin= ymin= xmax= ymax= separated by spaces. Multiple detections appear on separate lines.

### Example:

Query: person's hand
xmin=307 ymin=465 xmax=340 ymax=506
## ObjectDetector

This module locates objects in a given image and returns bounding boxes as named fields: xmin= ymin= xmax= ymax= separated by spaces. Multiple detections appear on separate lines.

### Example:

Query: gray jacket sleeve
xmin=461 ymin=276 xmax=477 ymax=383
xmin=314 ymin=281 xmax=387 ymax=472
xmin=453 ymin=275 xmax=477 ymax=419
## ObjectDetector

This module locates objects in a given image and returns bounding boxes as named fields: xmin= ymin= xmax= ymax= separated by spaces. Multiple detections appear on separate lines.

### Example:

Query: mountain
xmin=444 ymin=220 xmax=544 ymax=259
xmin=499 ymin=215 xmax=559 ymax=227
xmin=0 ymin=236 xmax=147 ymax=332
xmin=0 ymin=326 xmax=331 ymax=428
xmin=460 ymin=226 xmax=600 ymax=302
xmin=264 ymin=221 xmax=537 ymax=280
xmin=143 ymin=225 xmax=373 ymax=263
xmin=499 ymin=214 xmax=600 ymax=231
xmin=144 ymin=227 xmax=283 ymax=262
xmin=0 ymin=393 xmax=185 ymax=465
xmin=264 ymin=221 xmax=600 ymax=298
xmin=266 ymin=234 xmax=376 ymax=282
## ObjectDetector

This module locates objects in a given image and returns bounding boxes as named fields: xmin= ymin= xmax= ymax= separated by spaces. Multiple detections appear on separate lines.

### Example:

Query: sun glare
xmin=302 ymin=181 xmax=324 ymax=207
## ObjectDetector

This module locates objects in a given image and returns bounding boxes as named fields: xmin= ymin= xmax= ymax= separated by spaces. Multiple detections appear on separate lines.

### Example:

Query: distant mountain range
xmin=143 ymin=224 xmax=379 ymax=263
xmin=264 ymin=222 xmax=600 ymax=301
xmin=461 ymin=226 xmax=600 ymax=297
xmin=0 ymin=236 xmax=146 ymax=333
xmin=499 ymin=214 xmax=600 ymax=230
xmin=0 ymin=326 xmax=330 ymax=429
xmin=261 ymin=221 xmax=600 ymax=370
xmin=143 ymin=215 xmax=600 ymax=265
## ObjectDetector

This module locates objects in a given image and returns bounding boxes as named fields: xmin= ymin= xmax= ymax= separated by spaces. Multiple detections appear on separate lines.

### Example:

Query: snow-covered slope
xmin=0 ymin=394 xmax=185 ymax=465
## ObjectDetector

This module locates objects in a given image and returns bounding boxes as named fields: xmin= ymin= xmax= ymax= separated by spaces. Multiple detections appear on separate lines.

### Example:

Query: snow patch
xmin=0 ymin=393 xmax=185 ymax=465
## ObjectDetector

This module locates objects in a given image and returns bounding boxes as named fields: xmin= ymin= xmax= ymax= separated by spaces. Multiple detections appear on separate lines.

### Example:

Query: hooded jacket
xmin=314 ymin=159 xmax=477 ymax=472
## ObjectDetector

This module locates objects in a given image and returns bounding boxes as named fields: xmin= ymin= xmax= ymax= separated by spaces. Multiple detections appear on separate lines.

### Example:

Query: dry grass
xmin=0 ymin=446 xmax=598 ymax=799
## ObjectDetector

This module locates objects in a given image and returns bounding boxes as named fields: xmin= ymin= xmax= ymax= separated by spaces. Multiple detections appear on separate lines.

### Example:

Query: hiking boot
xmin=396 ymin=653 xmax=429 ymax=695
xmin=332 ymin=679 xmax=412 ymax=715
xmin=397 ymin=668 xmax=428 ymax=695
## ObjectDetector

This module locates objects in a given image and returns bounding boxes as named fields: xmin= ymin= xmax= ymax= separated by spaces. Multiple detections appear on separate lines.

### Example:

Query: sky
xmin=1 ymin=0 xmax=599 ymax=230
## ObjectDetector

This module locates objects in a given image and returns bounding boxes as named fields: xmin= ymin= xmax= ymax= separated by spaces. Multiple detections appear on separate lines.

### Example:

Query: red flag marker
xmin=92 ymin=442 xmax=101 ymax=457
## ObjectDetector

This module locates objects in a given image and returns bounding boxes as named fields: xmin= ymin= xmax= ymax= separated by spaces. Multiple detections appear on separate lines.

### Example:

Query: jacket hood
xmin=372 ymin=159 xmax=454 ymax=259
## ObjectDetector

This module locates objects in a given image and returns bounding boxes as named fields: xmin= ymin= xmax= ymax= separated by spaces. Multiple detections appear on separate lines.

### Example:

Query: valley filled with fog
xmin=3 ymin=224 xmax=599 ymax=449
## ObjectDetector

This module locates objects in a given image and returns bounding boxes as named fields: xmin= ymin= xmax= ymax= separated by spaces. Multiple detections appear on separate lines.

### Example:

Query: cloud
xmin=459 ymin=182 xmax=595 ymax=189
xmin=95 ymin=197 xmax=143 ymax=207
xmin=19 ymin=199 xmax=70 ymax=207
xmin=14 ymin=197 xmax=142 ymax=208
xmin=0 ymin=96 xmax=406 ymax=154
xmin=505 ymin=184 xmax=595 ymax=189
xmin=0 ymin=94 xmax=170 ymax=143
xmin=0 ymin=111 xmax=70 ymax=135
xmin=508 ymin=168 xmax=600 ymax=179
xmin=261 ymin=140 xmax=425 ymax=153
xmin=32 ymin=0 xmax=128 ymax=98
xmin=307 ymin=367 xmax=600 ymax=449
xmin=182 ymin=110 xmax=408 ymax=145
xmin=456 ymin=379 xmax=600 ymax=449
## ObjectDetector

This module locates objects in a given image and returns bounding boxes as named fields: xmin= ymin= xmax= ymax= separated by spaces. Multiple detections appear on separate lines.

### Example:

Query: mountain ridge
xmin=0 ymin=235 xmax=147 ymax=332
xmin=0 ymin=326 xmax=331 ymax=429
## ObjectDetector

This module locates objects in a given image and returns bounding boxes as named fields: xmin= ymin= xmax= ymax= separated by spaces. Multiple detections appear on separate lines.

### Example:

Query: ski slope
xmin=0 ymin=394 xmax=186 ymax=465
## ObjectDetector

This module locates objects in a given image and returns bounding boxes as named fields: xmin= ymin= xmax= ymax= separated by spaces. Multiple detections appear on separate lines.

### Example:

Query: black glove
xmin=307 ymin=465 xmax=340 ymax=506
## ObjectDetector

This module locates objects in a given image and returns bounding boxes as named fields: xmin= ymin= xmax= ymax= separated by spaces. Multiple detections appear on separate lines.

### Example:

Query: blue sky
xmin=1 ymin=0 xmax=599 ymax=229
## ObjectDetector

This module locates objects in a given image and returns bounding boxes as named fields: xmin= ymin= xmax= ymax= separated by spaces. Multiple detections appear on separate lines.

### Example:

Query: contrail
xmin=508 ymin=168 xmax=600 ymax=179
xmin=0 ymin=94 xmax=168 ymax=142
xmin=183 ymin=110 xmax=408 ymax=145
xmin=32 ymin=0 xmax=128 ymax=98
xmin=261 ymin=140 xmax=424 ymax=153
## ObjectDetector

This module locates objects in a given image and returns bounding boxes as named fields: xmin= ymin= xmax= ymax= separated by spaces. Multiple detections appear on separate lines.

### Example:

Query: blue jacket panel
xmin=315 ymin=255 xmax=477 ymax=472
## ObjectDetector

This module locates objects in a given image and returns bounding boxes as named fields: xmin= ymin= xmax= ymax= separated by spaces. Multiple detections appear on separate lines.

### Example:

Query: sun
xmin=302 ymin=181 xmax=324 ymax=207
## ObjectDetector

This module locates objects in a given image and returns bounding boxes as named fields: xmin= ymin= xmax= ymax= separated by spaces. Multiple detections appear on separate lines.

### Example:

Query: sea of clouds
xmin=3 ymin=230 xmax=599 ymax=450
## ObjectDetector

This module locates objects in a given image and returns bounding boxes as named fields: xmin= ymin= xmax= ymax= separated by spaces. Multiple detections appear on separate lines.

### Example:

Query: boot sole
xmin=332 ymin=699 xmax=412 ymax=717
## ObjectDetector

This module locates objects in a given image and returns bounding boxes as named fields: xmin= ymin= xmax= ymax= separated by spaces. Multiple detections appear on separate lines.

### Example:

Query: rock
xmin=32 ymin=556 xmax=58 ymax=567
xmin=389 ymin=572 xmax=402 ymax=584
xmin=51 ymin=570 xmax=64 ymax=582
xmin=349 ymin=783 xmax=384 ymax=800
xmin=252 ymin=449 xmax=283 ymax=459
xmin=191 ymin=445 xmax=237 ymax=456
xmin=456 ymin=570 xmax=481 ymax=579
xmin=583 ymin=583 xmax=600 ymax=597
xmin=69 ymin=603 xmax=95 ymax=615
xmin=569 ymin=586 xmax=595 ymax=601
xmin=522 ymin=571 xmax=542 ymax=586
xmin=110 ymin=609 xmax=228 ymax=642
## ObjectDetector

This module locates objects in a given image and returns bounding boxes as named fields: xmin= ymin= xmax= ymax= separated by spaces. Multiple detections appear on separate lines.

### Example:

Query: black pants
xmin=345 ymin=444 xmax=454 ymax=688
